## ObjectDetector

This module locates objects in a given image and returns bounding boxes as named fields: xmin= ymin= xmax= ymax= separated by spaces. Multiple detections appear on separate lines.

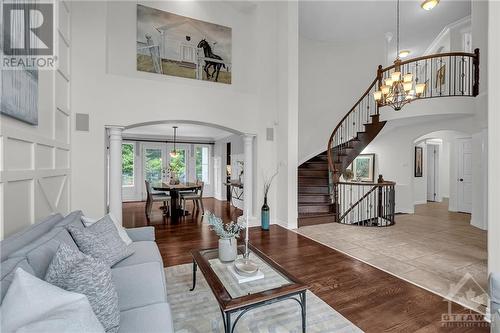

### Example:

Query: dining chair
xmin=144 ymin=180 xmax=171 ymax=219
xmin=180 ymin=180 xmax=204 ymax=215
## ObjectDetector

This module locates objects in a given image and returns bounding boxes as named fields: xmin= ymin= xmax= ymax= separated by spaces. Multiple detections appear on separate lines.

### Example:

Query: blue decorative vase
xmin=261 ymin=197 xmax=270 ymax=231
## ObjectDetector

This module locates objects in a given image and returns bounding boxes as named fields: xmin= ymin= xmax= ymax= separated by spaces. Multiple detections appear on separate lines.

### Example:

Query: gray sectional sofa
xmin=0 ymin=211 xmax=174 ymax=333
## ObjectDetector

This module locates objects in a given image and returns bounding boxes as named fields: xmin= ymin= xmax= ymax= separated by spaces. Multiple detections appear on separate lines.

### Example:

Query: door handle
xmin=459 ymin=178 xmax=464 ymax=182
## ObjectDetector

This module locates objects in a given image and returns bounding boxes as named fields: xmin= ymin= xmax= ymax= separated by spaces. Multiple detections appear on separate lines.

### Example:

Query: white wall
xmin=298 ymin=36 xmax=385 ymax=163
xmin=488 ymin=0 xmax=499 ymax=274
xmin=71 ymin=1 xmax=297 ymax=227
xmin=275 ymin=1 xmax=299 ymax=228
xmin=0 ymin=1 xmax=72 ymax=239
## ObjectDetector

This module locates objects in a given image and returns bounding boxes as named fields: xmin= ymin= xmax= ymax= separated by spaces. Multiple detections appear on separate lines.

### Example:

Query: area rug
xmin=165 ymin=264 xmax=363 ymax=333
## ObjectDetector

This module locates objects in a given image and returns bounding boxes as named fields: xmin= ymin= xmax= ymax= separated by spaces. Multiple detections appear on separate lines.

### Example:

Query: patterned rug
xmin=165 ymin=264 xmax=362 ymax=333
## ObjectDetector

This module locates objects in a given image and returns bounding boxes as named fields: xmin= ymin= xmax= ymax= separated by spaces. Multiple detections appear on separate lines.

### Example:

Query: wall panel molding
xmin=0 ymin=0 xmax=72 ymax=239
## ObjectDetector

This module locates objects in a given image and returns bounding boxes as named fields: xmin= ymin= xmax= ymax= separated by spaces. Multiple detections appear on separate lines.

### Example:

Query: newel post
xmin=473 ymin=48 xmax=480 ymax=96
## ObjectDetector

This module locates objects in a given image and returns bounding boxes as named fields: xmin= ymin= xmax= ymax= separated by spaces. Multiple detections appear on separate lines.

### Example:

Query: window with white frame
xmin=122 ymin=143 xmax=135 ymax=186
xmin=195 ymin=146 xmax=210 ymax=184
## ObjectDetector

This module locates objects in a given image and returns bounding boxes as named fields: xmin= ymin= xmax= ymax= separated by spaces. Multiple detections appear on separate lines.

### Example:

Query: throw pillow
xmin=0 ymin=267 xmax=104 ymax=333
xmin=81 ymin=214 xmax=133 ymax=246
xmin=68 ymin=216 xmax=134 ymax=267
xmin=45 ymin=244 xmax=120 ymax=332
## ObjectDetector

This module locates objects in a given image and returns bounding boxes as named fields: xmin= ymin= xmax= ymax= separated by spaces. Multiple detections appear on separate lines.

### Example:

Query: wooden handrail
xmin=327 ymin=77 xmax=379 ymax=173
xmin=381 ymin=50 xmax=479 ymax=72
xmin=327 ymin=50 xmax=480 ymax=176
xmin=336 ymin=181 xmax=396 ymax=186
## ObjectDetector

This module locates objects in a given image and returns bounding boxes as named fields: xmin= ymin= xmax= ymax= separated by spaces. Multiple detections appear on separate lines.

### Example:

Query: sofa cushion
xmin=82 ymin=214 xmax=133 ymax=246
xmin=1 ymin=268 xmax=105 ymax=333
xmin=45 ymin=244 xmax=120 ymax=333
xmin=9 ymin=228 xmax=79 ymax=279
xmin=111 ymin=262 xmax=167 ymax=311
xmin=125 ymin=227 xmax=155 ymax=242
xmin=1 ymin=257 xmax=35 ymax=303
xmin=0 ymin=213 xmax=64 ymax=261
xmin=118 ymin=302 xmax=173 ymax=333
xmin=68 ymin=218 xmax=133 ymax=267
xmin=53 ymin=210 xmax=84 ymax=230
xmin=112 ymin=241 xmax=162 ymax=268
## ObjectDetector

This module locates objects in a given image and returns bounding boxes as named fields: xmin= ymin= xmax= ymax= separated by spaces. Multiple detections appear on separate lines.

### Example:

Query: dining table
xmin=152 ymin=182 xmax=200 ymax=223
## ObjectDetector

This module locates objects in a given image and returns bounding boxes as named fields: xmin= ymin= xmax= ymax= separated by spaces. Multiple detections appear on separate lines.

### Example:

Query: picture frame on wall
xmin=415 ymin=146 xmax=423 ymax=177
xmin=352 ymin=154 xmax=375 ymax=182
xmin=136 ymin=4 xmax=232 ymax=84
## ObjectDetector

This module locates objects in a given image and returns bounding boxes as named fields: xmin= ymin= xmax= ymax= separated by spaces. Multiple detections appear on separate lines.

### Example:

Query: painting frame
xmin=352 ymin=154 xmax=375 ymax=183
xmin=136 ymin=4 xmax=232 ymax=84
xmin=414 ymin=146 xmax=423 ymax=177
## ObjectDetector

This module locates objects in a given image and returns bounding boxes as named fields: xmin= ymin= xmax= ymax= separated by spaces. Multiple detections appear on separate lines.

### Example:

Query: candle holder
xmin=234 ymin=212 xmax=259 ymax=276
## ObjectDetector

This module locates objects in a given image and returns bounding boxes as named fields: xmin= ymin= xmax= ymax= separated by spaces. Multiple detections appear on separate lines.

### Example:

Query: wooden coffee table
xmin=190 ymin=244 xmax=308 ymax=333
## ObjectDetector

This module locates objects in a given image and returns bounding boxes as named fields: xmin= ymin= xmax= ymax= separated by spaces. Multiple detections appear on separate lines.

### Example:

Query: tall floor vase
xmin=261 ymin=197 xmax=270 ymax=231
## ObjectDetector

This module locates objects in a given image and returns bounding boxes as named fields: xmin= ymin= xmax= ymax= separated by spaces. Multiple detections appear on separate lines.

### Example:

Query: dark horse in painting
xmin=197 ymin=39 xmax=226 ymax=82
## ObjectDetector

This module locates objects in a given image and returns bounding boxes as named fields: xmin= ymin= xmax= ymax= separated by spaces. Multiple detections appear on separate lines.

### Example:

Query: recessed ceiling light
xmin=399 ymin=50 xmax=411 ymax=58
xmin=421 ymin=0 xmax=440 ymax=11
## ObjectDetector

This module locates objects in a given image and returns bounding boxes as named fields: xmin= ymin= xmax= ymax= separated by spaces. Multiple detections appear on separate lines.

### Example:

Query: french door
xmin=168 ymin=144 xmax=188 ymax=184
xmin=143 ymin=144 xmax=167 ymax=185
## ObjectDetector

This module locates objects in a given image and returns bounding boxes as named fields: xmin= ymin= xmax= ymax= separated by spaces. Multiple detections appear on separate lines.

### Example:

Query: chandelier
xmin=373 ymin=0 xmax=426 ymax=111
xmin=170 ymin=126 xmax=178 ymax=158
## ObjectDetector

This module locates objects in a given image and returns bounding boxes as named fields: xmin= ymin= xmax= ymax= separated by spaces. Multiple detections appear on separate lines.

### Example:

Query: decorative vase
xmin=261 ymin=197 xmax=270 ymax=231
xmin=218 ymin=237 xmax=237 ymax=262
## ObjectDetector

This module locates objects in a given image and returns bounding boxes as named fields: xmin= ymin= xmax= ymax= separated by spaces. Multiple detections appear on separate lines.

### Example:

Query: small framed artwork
xmin=352 ymin=154 xmax=375 ymax=182
xmin=415 ymin=146 xmax=423 ymax=177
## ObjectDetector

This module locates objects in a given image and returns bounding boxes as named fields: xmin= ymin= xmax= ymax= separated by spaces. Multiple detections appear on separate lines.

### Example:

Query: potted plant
xmin=342 ymin=169 xmax=354 ymax=182
xmin=205 ymin=212 xmax=244 ymax=262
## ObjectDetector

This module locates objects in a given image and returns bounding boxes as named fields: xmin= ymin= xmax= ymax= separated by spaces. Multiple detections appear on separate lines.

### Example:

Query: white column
xmin=242 ymin=134 xmax=255 ymax=219
xmin=107 ymin=126 xmax=124 ymax=225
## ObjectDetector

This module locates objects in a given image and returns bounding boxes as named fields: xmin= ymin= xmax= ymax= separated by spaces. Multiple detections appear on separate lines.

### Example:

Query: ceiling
xmin=299 ymin=0 xmax=471 ymax=58
xmin=123 ymin=123 xmax=234 ymax=141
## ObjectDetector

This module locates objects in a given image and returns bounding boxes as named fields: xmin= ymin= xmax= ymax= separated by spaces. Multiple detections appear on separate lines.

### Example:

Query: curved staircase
xmin=298 ymin=50 xmax=480 ymax=228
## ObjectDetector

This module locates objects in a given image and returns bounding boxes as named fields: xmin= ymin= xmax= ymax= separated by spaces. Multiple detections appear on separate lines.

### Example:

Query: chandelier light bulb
xmin=381 ymin=85 xmax=391 ymax=95
xmin=385 ymin=78 xmax=394 ymax=86
xmin=403 ymin=82 xmax=413 ymax=92
xmin=421 ymin=0 xmax=439 ymax=11
xmin=403 ymin=73 xmax=413 ymax=83
xmin=415 ymin=83 xmax=426 ymax=95
xmin=399 ymin=50 xmax=411 ymax=58
xmin=373 ymin=90 xmax=382 ymax=101
xmin=391 ymin=71 xmax=401 ymax=82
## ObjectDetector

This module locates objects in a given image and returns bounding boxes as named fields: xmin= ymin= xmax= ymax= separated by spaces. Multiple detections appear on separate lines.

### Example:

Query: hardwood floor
xmin=123 ymin=198 xmax=489 ymax=332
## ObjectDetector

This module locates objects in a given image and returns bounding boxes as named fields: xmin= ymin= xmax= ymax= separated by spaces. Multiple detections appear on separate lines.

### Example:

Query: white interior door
xmin=457 ymin=138 xmax=472 ymax=213
xmin=426 ymin=144 xmax=439 ymax=202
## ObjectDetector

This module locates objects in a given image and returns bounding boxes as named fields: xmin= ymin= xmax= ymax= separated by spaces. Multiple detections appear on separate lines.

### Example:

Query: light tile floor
xmin=297 ymin=200 xmax=488 ymax=313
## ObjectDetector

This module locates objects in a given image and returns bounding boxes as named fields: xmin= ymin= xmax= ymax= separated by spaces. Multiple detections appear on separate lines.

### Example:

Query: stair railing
xmin=327 ymin=49 xmax=480 ymax=224
xmin=337 ymin=182 xmax=395 ymax=227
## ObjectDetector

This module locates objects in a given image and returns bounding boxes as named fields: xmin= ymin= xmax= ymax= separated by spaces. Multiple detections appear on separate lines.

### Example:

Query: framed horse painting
xmin=136 ymin=5 xmax=232 ymax=84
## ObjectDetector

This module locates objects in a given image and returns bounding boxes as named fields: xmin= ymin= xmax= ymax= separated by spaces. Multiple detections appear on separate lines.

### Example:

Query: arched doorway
xmin=106 ymin=120 xmax=255 ymax=225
